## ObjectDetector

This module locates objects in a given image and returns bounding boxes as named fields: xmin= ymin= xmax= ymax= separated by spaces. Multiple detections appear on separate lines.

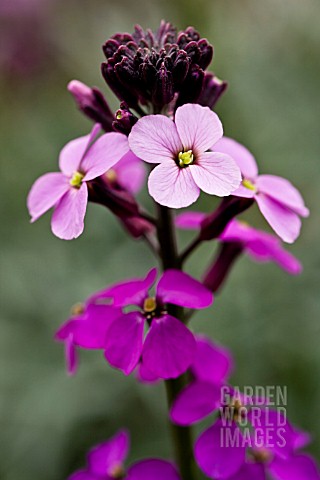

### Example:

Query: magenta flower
xmin=195 ymin=414 xmax=320 ymax=480
xmin=128 ymin=104 xmax=241 ymax=208
xmin=55 ymin=303 xmax=122 ymax=375
xmin=176 ymin=214 xmax=302 ymax=274
xmin=69 ymin=429 xmax=180 ymax=480
xmin=212 ymin=137 xmax=309 ymax=243
xmin=27 ymin=124 xmax=130 ymax=239
xmin=92 ymin=268 xmax=213 ymax=379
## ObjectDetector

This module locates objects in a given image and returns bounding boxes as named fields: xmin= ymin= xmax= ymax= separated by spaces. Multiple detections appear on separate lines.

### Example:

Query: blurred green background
xmin=1 ymin=0 xmax=319 ymax=478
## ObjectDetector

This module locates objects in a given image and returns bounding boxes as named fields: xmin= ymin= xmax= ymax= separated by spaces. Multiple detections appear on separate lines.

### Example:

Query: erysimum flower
xmin=27 ymin=124 xmax=130 ymax=239
xmin=69 ymin=429 xmax=180 ymax=480
xmin=212 ymin=137 xmax=309 ymax=243
xmin=55 ymin=303 xmax=122 ymax=375
xmin=176 ymin=214 xmax=302 ymax=275
xmin=129 ymin=104 xmax=241 ymax=208
xmin=92 ymin=268 xmax=213 ymax=379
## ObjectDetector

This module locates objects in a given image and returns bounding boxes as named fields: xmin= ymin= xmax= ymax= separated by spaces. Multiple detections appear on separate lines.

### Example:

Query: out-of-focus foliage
xmin=0 ymin=0 xmax=319 ymax=478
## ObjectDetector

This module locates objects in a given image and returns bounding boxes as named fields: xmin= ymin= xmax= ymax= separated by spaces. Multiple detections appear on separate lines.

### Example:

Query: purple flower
xmin=129 ymin=104 xmax=241 ymax=208
xmin=55 ymin=303 xmax=122 ymax=375
xmin=195 ymin=419 xmax=320 ymax=480
xmin=212 ymin=137 xmax=309 ymax=243
xmin=92 ymin=268 xmax=213 ymax=379
xmin=27 ymin=124 xmax=131 ymax=239
xmin=176 ymin=214 xmax=302 ymax=275
xmin=69 ymin=429 xmax=180 ymax=480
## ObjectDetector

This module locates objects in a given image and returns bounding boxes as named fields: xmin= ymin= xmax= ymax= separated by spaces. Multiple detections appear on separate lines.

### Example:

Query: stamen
xmin=143 ymin=297 xmax=157 ymax=313
xmin=71 ymin=302 xmax=85 ymax=316
xmin=70 ymin=171 xmax=84 ymax=188
xmin=242 ymin=178 xmax=256 ymax=191
xmin=178 ymin=150 xmax=194 ymax=167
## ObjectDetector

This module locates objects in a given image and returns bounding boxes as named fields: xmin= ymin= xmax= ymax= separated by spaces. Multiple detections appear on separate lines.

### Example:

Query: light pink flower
xmin=128 ymin=104 xmax=241 ymax=208
xmin=27 ymin=124 xmax=129 ymax=239
xmin=213 ymin=137 xmax=309 ymax=243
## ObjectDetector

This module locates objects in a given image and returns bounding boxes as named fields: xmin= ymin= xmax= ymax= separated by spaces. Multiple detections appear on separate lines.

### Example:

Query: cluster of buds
xmin=101 ymin=21 xmax=224 ymax=112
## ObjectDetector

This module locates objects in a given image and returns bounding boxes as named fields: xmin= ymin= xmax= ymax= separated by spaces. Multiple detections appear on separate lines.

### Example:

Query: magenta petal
xmin=190 ymin=152 xmax=241 ymax=196
xmin=129 ymin=115 xmax=182 ymax=164
xmin=157 ymin=269 xmax=213 ymax=309
xmin=65 ymin=334 xmax=78 ymax=376
xmin=213 ymin=137 xmax=258 ymax=179
xmin=142 ymin=315 xmax=196 ymax=379
xmin=256 ymin=175 xmax=309 ymax=217
xmin=92 ymin=268 xmax=157 ymax=307
xmin=228 ymin=463 xmax=266 ymax=480
xmin=170 ymin=381 xmax=221 ymax=425
xmin=127 ymin=459 xmax=180 ymax=480
xmin=82 ymin=132 xmax=129 ymax=181
xmin=27 ymin=172 xmax=70 ymax=222
xmin=137 ymin=362 xmax=161 ymax=384
xmin=269 ymin=454 xmax=320 ymax=480
xmin=114 ymin=151 xmax=146 ymax=194
xmin=87 ymin=430 xmax=129 ymax=477
xmin=104 ymin=312 xmax=145 ymax=375
xmin=247 ymin=240 xmax=302 ymax=274
xmin=148 ymin=161 xmax=200 ymax=208
xmin=255 ymin=193 xmax=301 ymax=243
xmin=51 ymin=182 xmax=88 ymax=239
xmin=59 ymin=124 xmax=101 ymax=176
xmin=249 ymin=408 xmax=295 ymax=459
xmin=175 ymin=212 xmax=206 ymax=229
xmin=195 ymin=420 xmax=246 ymax=479
xmin=292 ymin=428 xmax=311 ymax=450
xmin=175 ymin=104 xmax=223 ymax=153
xmin=72 ymin=305 xmax=123 ymax=349
xmin=192 ymin=336 xmax=233 ymax=383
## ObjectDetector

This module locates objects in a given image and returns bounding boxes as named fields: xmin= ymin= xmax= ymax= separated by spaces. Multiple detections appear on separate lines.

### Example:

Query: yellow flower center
xmin=143 ymin=297 xmax=157 ymax=313
xmin=178 ymin=150 xmax=194 ymax=167
xmin=242 ymin=178 xmax=256 ymax=191
xmin=252 ymin=448 xmax=272 ymax=463
xmin=70 ymin=171 xmax=84 ymax=188
xmin=71 ymin=302 xmax=85 ymax=316
xmin=105 ymin=169 xmax=118 ymax=183
xmin=108 ymin=463 xmax=125 ymax=479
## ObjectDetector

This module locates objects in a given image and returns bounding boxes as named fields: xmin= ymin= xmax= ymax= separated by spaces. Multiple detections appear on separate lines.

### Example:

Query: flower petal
xmin=255 ymin=193 xmax=302 ymax=243
xmin=195 ymin=420 xmax=246 ymax=479
xmin=129 ymin=115 xmax=182 ymax=164
xmin=27 ymin=172 xmax=70 ymax=222
xmin=213 ymin=137 xmax=258 ymax=179
xmin=65 ymin=334 xmax=78 ymax=376
xmin=60 ymin=305 xmax=123 ymax=349
xmin=269 ymin=454 xmax=320 ymax=480
xmin=256 ymin=175 xmax=309 ymax=217
xmin=142 ymin=314 xmax=196 ymax=379
xmin=232 ymin=184 xmax=257 ymax=198
xmin=175 ymin=104 xmax=223 ymax=154
xmin=228 ymin=463 xmax=266 ymax=480
xmin=175 ymin=211 xmax=206 ymax=229
xmin=190 ymin=152 xmax=241 ymax=197
xmin=104 ymin=312 xmax=145 ymax=375
xmin=148 ymin=162 xmax=200 ymax=208
xmin=192 ymin=336 xmax=234 ymax=383
xmin=170 ymin=381 xmax=221 ymax=426
xmin=51 ymin=182 xmax=88 ymax=240
xmin=91 ymin=268 xmax=157 ymax=307
xmin=87 ymin=430 xmax=129 ymax=477
xmin=247 ymin=239 xmax=302 ymax=275
xmin=59 ymin=124 xmax=101 ymax=176
xmin=113 ymin=150 xmax=146 ymax=194
xmin=82 ymin=132 xmax=129 ymax=181
xmin=127 ymin=460 xmax=180 ymax=480
xmin=157 ymin=269 xmax=213 ymax=309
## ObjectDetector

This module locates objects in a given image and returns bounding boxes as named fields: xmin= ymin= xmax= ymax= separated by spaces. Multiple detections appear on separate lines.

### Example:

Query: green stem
xmin=156 ymin=203 xmax=198 ymax=480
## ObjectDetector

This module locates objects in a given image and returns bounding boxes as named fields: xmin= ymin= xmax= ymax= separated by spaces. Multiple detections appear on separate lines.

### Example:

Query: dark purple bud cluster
xmin=101 ymin=21 xmax=217 ymax=111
